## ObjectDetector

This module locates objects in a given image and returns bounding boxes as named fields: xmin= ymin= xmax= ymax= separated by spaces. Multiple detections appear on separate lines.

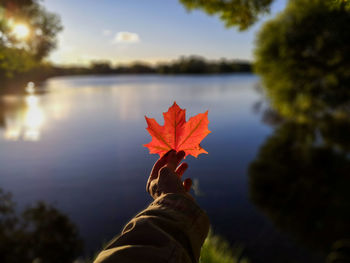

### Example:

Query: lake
xmin=0 ymin=75 xmax=329 ymax=262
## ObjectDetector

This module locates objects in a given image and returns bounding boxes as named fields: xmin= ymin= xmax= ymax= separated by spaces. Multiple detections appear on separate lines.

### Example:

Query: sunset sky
xmin=44 ymin=0 xmax=287 ymax=65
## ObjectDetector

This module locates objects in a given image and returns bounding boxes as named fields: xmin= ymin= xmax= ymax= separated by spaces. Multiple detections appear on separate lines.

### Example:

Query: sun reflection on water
xmin=3 ymin=94 xmax=45 ymax=141
xmin=24 ymin=95 xmax=44 ymax=141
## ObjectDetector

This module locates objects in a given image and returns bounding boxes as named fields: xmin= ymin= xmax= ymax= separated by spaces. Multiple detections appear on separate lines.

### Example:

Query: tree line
xmin=70 ymin=56 xmax=252 ymax=75
xmin=0 ymin=56 xmax=252 ymax=92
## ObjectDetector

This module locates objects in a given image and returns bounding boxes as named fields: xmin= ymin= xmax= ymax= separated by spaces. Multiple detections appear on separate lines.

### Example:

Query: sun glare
xmin=12 ymin=24 xmax=30 ymax=39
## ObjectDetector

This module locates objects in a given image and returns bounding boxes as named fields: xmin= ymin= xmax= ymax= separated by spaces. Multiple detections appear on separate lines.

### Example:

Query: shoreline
xmin=1 ymin=72 xmax=255 ymax=95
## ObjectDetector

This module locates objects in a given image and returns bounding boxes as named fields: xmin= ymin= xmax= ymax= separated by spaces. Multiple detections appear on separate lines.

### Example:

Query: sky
xmin=44 ymin=0 xmax=287 ymax=66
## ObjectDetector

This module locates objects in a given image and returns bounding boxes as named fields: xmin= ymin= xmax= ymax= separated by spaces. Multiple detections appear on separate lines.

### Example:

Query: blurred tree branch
xmin=178 ymin=0 xmax=274 ymax=30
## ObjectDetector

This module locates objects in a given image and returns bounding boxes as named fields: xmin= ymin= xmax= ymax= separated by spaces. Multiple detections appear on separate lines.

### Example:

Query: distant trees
xmin=254 ymin=0 xmax=350 ymax=122
xmin=48 ymin=56 xmax=252 ymax=76
xmin=0 ymin=56 xmax=251 ymax=85
xmin=155 ymin=56 xmax=251 ymax=74
xmin=117 ymin=62 xmax=156 ymax=74
xmin=0 ymin=0 xmax=62 ymax=82
xmin=90 ymin=61 xmax=113 ymax=74
xmin=179 ymin=0 xmax=274 ymax=30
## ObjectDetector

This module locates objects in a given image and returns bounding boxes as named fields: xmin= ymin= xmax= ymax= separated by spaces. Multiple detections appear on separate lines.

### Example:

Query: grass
xmin=200 ymin=230 xmax=250 ymax=263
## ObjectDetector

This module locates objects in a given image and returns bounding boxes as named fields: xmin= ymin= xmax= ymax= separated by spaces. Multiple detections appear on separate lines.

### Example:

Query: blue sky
xmin=44 ymin=0 xmax=287 ymax=65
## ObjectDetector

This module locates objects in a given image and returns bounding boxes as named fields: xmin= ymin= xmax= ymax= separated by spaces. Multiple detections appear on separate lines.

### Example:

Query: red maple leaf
xmin=144 ymin=102 xmax=211 ymax=158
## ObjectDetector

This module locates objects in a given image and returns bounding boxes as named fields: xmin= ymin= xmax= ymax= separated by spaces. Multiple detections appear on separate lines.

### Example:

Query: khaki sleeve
xmin=94 ymin=193 xmax=210 ymax=263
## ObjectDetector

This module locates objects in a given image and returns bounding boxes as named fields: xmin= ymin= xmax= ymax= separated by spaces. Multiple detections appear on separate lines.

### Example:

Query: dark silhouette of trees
xmin=250 ymin=3 xmax=350 ymax=257
xmin=155 ymin=56 xmax=250 ymax=74
xmin=90 ymin=61 xmax=114 ymax=74
xmin=249 ymin=119 xmax=350 ymax=260
xmin=250 ymin=0 xmax=350 ymax=250
xmin=156 ymin=56 xmax=251 ymax=74
xmin=0 ymin=188 xmax=83 ymax=263
xmin=254 ymin=0 xmax=350 ymax=122
xmin=40 ymin=56 xmax=251 ymax=77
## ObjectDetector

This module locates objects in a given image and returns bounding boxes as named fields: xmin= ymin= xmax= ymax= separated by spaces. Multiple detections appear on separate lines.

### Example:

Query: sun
xmin=12 ymin=24 xmax=30 ymax=39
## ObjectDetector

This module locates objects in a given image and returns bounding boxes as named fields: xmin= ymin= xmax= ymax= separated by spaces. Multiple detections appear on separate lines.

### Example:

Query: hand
xmin=146 ymin=150 xmax=193 ymax=200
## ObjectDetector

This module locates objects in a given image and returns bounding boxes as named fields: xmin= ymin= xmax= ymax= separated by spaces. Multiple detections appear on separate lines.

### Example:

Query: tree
xmin=0 ymin=0 xmax=63 ymax=60
xmin=0 ymin=0 xmax=62 ymax=82
xmin=178 ymin=0 xmax=350 ymax=31
xmin=90 ymin=61 xmax=113 ymax=74
xmin=179 ymin=0 xmax=274 ymax=30
xmin=0 ymin=46 xmax=36 ymax=79
xmin=254 ymin=0 xmax=350 ymax=122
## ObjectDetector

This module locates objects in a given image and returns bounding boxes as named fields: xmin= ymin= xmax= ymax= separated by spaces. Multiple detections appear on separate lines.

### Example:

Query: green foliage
xmin=0 ymin=46 xmax=36 ymax=79
xmin=179 ymin=0 xmax=274 ymax=30
xmin=0 ymin=0 xmax=63 ymax=60
xmin=0 ymin=0 xmax=62 ymax=84
xmin=200 ymin=231 xmax=249 ymax=263
xmin=331 ymin=0 xmax=350 ymax=10
xmin=254 ymin=0 xmax=350 ymax=122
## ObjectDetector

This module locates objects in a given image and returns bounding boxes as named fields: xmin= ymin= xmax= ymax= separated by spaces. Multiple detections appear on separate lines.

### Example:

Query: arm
xmin=94 ymin=150 xmax=210 ymax=263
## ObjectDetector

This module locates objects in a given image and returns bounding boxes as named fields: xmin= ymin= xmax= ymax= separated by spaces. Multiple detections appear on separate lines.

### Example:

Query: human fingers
xmin=175 ymin=162 xmax=188 ymax=178
xmin=165 ymin=150 xmax=178 ymax=171
xmin=149 ymin=166 xmax=172 ymax=199
xmin=183 ymin=178 xmax=192 ymax=192
xmin=175 ymin=151 xmax=185 ymax=167
xmin=151 ymin=149 xmax=174 ymax=178
xmin=147 ymin=149 xmax=174 ymax=193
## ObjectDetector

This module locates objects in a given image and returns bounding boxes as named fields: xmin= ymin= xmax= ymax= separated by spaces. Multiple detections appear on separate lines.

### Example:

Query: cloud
xmin=113 ymin=32 xmax=140 ymax=44
xmin=102 ymin=29 xmax=112 ymax=36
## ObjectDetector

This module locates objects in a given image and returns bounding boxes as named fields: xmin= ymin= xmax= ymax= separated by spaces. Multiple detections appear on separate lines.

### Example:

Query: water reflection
xmin=1 ymin=75 xmax=258 ymax=144
xmin=0 ymin=75 xmax=264 ymax=256
xmin=251 ymin=48 xmax=350 ymax=260
xmin=1 ymin=94 xmax=45 ymax=141
xmin=24 ymin=95 xmax=45 ymax=141
xmin=249 ymin=114 xmax=350 ymax=260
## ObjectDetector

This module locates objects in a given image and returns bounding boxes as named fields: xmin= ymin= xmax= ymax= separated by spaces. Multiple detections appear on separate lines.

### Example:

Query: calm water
xmin=0 ymin=75 xmax=323 ymax=262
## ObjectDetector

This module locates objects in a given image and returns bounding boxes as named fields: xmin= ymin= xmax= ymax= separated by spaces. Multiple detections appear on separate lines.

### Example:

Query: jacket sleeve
xmin=94 ymin=193 xmax=210 ymax=263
